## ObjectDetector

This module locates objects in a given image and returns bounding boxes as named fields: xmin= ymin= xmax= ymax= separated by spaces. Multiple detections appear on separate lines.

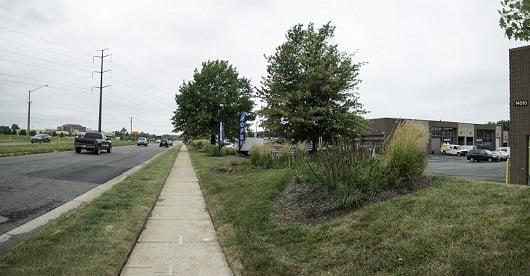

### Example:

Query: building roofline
xmin=368 ymin=117 xmax=499 ymax=127
xmin=509 ymin=45 xmax=530 ymax=53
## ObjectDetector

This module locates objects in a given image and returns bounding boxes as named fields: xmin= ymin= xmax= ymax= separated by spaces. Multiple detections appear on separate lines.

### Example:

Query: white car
xmin=440 ymin=144 xmax=468 ymax=156
xmin=137 ymin=137 xmax=149 ymax=147
xmin=495 ymin=147 xmax=510 ymax=160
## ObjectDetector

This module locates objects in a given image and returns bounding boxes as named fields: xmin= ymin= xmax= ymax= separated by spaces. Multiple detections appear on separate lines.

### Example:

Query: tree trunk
xmin=210 ymin=134 xmax=216 ymax=145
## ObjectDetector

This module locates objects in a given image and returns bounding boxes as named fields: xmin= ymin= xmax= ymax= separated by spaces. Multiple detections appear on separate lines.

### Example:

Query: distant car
xmin=440 ymin=144 xmax=468 ymax=156
xmin=31 ymin=134 xmax=51 ymax=143
xmin=155 ymin=139 xmax=161 ymax=143
xmin=168 ymin=140 xmax=173 ymax=146
xmin=74 ymin=132 xmax=112 ymax=155
xmin=137 ymin=137 xmax=149 ymax=147
xmin=159 ymin=139 xmax=169 ymax=148
xmin=466 ymin=149 xmax=500 ymax=162
xmin=496 ymin=147 xmax=510 ymax=160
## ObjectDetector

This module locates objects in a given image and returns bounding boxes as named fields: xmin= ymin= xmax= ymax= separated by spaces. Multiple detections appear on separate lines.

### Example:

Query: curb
xmin=0 ymin=149 xmax=168 ymax=244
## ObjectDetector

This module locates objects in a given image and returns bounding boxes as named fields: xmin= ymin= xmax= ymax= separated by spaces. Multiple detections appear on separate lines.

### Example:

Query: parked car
xmin=440 ymin=144 xmax=468 ymax=156
xmin=159 ymin=139 xmax=169 ymax=148
xmin=168 ymin=140 xmax=173 ymax=146
xmin=30 ymin=134 xmax=51 ymax=143
xmin=155 ymin=139 xmax=161 ymax=143
xmin=137 ymin=137 xmax=149 ymax=147
xmin=74 ymin=132 xmax=112 ymax=155
xmin=466 ymin=149 xmax=500 ymax=162
xmin=496 ymin=147 xmax=510 ymax=160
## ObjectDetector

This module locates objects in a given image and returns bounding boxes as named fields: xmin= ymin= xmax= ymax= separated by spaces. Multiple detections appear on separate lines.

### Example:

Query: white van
xmin=440 ymin=144 xmax=468 ymax=156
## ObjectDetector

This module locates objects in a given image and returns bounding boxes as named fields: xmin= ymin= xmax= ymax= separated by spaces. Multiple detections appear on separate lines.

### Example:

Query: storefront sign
xmin=514 ymin=100 xmax=528 ymax=106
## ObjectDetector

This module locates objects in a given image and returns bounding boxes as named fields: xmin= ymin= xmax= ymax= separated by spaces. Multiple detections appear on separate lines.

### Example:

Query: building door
xmin=431 ymin=137 xmax=441 ymax=154
xmin=466 ymin=137 xmax=474 ymax=146
xmin=458 ymin=136 xmax=465 ymax=145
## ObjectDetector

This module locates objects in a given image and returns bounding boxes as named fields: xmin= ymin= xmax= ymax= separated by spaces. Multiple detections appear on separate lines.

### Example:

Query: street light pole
xmin=26 ymin=84 xmax=48 ymax=136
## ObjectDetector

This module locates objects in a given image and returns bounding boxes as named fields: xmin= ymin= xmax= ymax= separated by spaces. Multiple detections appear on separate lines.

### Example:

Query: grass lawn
xmin=189 ymin=150 xmax=530 ymax=275
xmin=0 ymin=139 xmax=135 ymax=157
xmin=0 ymin=146 xmax=180 ymax=275
xmin=0 ymin=134 xmax=75 ymax=144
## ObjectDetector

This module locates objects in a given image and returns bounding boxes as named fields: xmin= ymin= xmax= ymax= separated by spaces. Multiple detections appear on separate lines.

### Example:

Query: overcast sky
xmin=0 ymin=0 xmax=526 ymax=135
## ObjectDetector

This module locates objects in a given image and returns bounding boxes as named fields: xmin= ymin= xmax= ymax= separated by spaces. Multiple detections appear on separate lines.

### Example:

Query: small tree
xmin=29 ymin=130 xmax=37 ymax=136
xmin=499 ymin=0 xmax=530 ymax=41
xmin=259 ymin=22 xmax=367 ymax=151
xmin=172 ymin=60 xmax=254 ymax=144
xmin=10 ymin=124 xmax=20 ymax=135
xmin=59 ymin=132 xmax=65 ymax=137
xmin=19 ymin=129 xmax=27 ymax=136
xmin=51 ymin=131 xmax=57 ymax=137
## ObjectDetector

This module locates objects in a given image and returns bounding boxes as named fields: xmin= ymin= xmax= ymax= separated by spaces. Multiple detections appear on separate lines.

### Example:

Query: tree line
xmin=172 ymin=22 xmax=367 ymax=150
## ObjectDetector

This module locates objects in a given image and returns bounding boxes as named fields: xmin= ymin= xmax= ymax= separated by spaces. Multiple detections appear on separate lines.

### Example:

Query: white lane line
xmin=0 ymin=215 xmax=8 ymax=223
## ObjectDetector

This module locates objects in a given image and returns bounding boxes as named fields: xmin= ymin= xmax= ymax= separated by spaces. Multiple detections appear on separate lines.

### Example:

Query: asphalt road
xmin=0 ymin=144 xmax=167 ymax=236
xmin=426 ymin=155 xmax=506 ymax=183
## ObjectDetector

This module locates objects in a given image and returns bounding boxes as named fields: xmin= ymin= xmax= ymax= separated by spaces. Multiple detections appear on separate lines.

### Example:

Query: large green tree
xmin=259 ymin=22 xmax=367 ymax=151
xmin=499 ymin=0 xmax=530 ymax=40
xmin=172 ymin=60 xmax=254 ymax=144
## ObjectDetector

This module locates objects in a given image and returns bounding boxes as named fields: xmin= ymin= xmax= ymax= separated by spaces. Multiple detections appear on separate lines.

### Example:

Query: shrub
xmin=250 ymin=144 xmax=273 ymax=168
xmin=276 ymin=144 xmax=292 ymax=167
xmin=382 ymin=121 xmax=428 ymax=186
xmin=206 ymin=144 xmax=222 ymax=157
xmin=298 ymin=141 xmax=386 ymax=207
xmin=220 ymin=147 xmax=236 ymax=156
xmin=190 ymin=139 xmax=210 ymax=149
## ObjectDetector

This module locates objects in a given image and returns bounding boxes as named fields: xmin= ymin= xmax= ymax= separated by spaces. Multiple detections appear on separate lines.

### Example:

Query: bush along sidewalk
xmin=296 ymin=121 xmax=430 ymax=208
xmin=0 ymin=146 xmax=181 ymax=275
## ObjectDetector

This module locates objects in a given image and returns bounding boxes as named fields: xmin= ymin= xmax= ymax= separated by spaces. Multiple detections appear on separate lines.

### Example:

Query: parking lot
xmin=426 ymin=155 xmax=506 ymax=183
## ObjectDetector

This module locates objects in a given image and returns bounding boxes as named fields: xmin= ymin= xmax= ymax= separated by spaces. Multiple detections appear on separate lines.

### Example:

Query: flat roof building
xmin=364 ymin=118 xmax=503 ymax=154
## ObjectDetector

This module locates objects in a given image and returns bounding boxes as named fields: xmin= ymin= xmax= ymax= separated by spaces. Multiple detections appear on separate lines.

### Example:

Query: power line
xmin=0 ymin=36 xmax=89 ymax=63
xmin=0 ymin=48 xmax=88 ymax=73
xmin=0 ymin=73 xmax=91 ymax=92
xmin=0 ymin=58 xmax=72 ymax=74
xmin=0 ymin=25 xmax=93 ymax=57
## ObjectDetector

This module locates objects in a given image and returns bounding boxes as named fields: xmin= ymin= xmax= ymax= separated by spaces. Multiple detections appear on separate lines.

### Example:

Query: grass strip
xmin=189 ymin=150 xmax=530 ymax=275
xmin=0 ymin=146 xmax=180 ymax=275
xmin=0 ymin=140 xmax=136 ymax=157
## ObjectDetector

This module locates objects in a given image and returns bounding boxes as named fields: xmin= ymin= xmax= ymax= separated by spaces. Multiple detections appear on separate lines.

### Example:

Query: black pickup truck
xmin=74 ymin=132 xmax=112 ymax=155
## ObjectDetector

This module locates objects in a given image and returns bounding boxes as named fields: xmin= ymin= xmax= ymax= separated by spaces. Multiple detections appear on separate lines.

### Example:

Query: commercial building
xmin=509 ymin=46 xmax=530 ymax=185
xmin=364 ymin=118 xmax=503 ymax=154
xmin=57 ymin=124 xmax=87 ymax=134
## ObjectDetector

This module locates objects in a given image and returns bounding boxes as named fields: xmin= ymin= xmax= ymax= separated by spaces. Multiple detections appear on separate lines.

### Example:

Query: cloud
xmin=0 ymin=0 xmax=526 ymax=134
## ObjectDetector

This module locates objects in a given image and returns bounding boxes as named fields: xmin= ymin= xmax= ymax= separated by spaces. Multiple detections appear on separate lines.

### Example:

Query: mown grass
xmin=0 ymin=139 xmax=135 ymax=157
xmin=189 ymin=150 xmax=530 ymax=275
xmin=0 ymin=146 xmax=180 ymax=275
xmin=0 ymin=134 xmax=75 ymax=143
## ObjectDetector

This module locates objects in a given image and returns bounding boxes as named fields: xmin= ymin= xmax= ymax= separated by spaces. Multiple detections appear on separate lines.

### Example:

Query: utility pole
xmin=27 ymin=84 xmax=48 ymax=136
xmin=93 ymin=49 xmax=111 ymax=133
xmin=129 ymin=116 xmax=134 ymax=139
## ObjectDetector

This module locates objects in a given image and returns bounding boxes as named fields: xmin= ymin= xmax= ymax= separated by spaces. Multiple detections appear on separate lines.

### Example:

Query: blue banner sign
xmin=238 ymin=112 xmax=246 ymax=151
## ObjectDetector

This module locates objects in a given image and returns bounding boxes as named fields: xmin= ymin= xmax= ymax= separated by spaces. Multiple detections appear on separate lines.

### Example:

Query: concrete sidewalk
xmin=121 ymin=146 xmax=232 ymax=275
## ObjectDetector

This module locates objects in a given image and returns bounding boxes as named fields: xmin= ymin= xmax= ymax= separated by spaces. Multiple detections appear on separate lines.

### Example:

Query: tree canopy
xmin=258 ymin=22 xmax=367 ymax=149
xmin=172 ymin=60 xmax=254 ymax=143
xmin=499 ymin=0 xmax=530 ymax=41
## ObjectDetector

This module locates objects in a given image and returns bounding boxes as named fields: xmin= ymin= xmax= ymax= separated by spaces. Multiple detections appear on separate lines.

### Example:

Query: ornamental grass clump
xmin=298 ymin=140 xmax=386 ymax=207
xmin=382 ymin=121 xmax=429 ymax=186
xmin=250 ymin=144 xmax=274 ymax=168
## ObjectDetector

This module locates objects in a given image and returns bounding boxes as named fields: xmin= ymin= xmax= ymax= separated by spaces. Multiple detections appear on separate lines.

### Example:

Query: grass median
xmin=0 ymin=146 xmax=180 ymax=275
xmin=0 ymin=139 xmax=136 ymax=157
xmin=189 ymin=149 xmax=530 ymax=275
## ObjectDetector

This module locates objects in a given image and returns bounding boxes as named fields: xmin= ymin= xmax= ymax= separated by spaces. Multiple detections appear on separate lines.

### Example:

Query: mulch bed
xmin=271 ymin=175 xmax=432 ymax=226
